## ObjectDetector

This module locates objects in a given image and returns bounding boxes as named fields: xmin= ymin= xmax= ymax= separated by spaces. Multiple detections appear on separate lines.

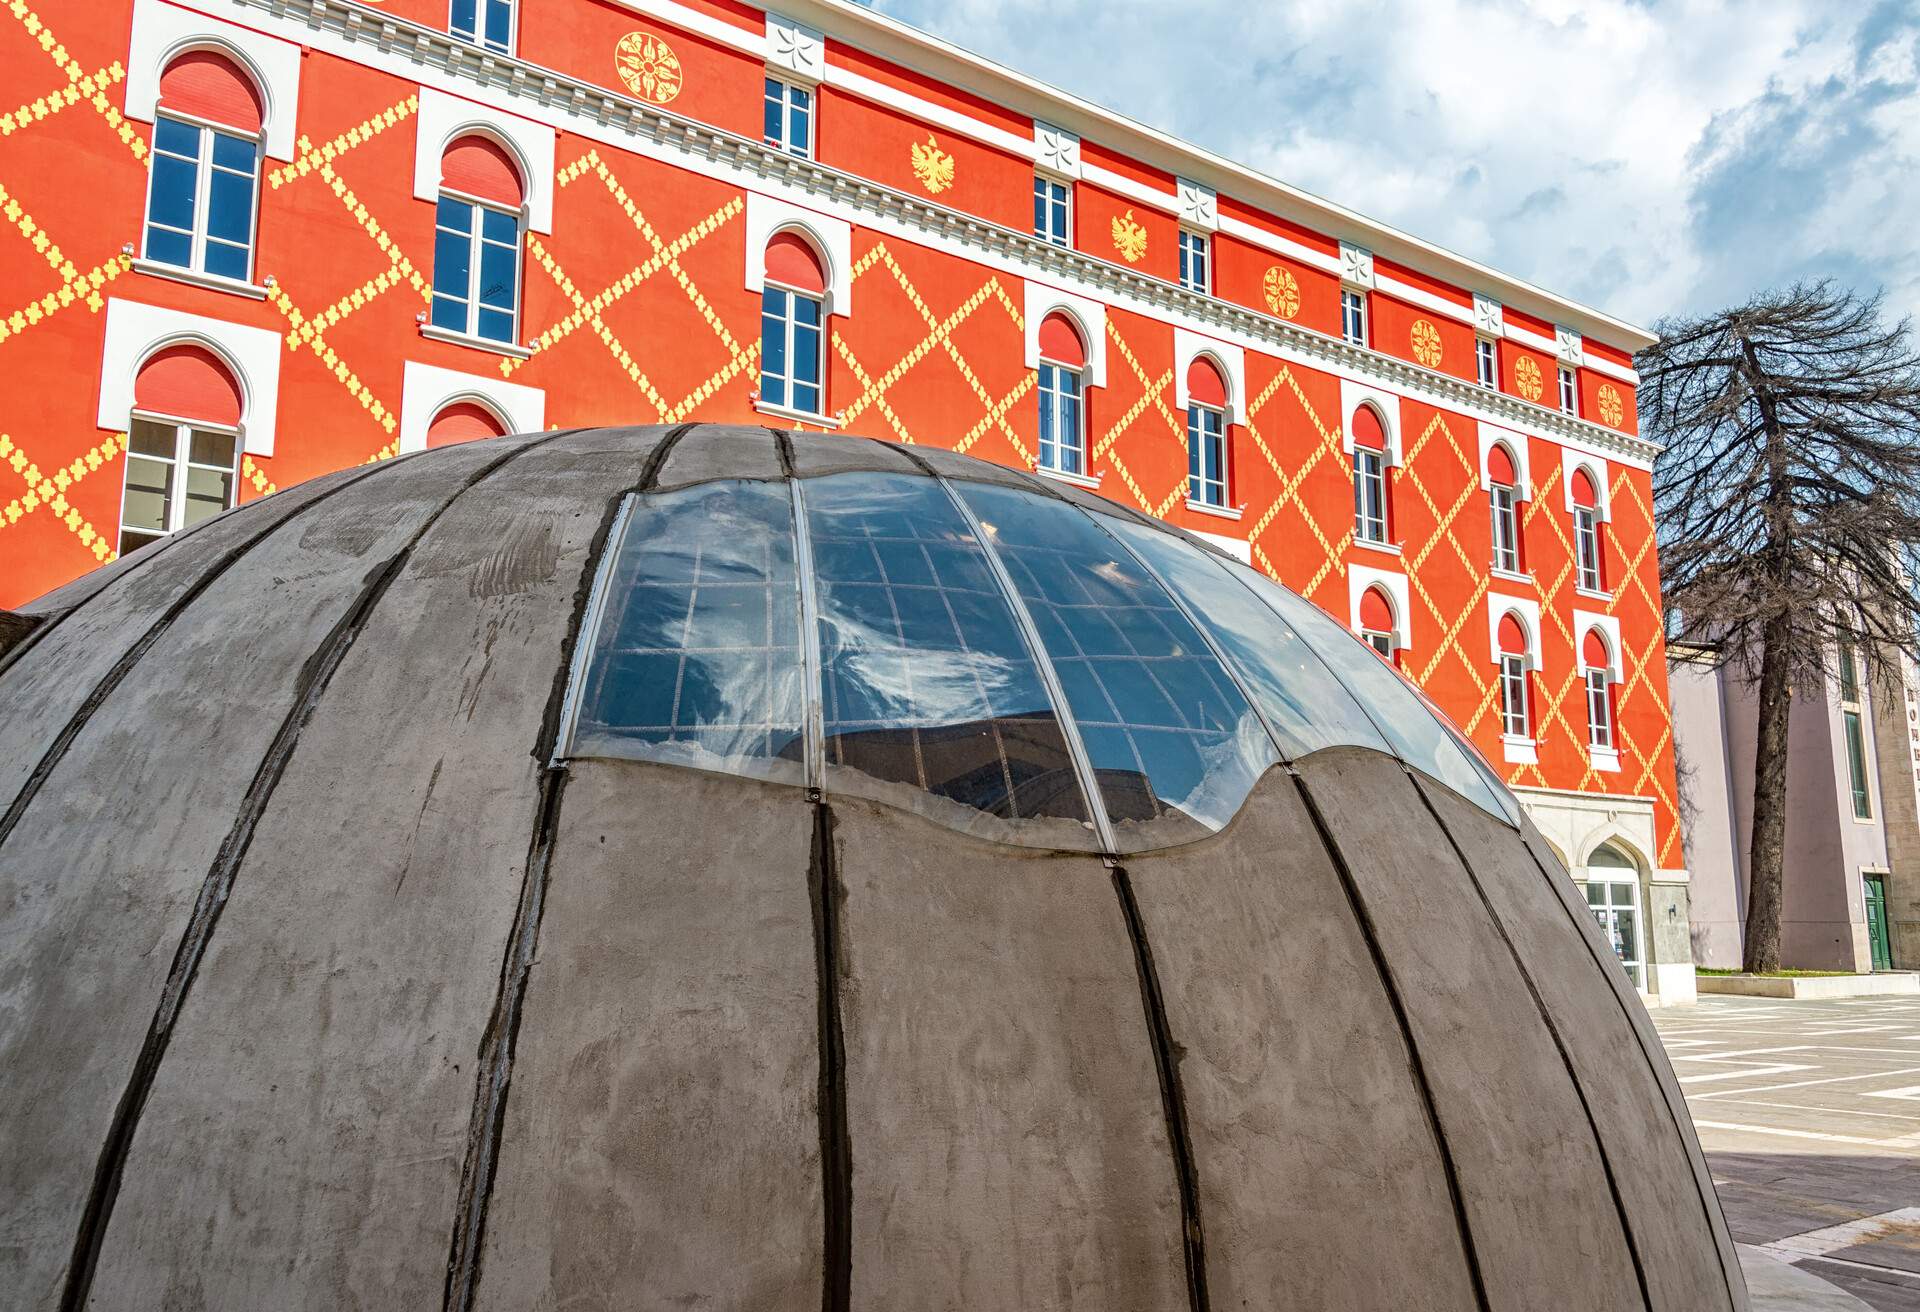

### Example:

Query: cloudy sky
xmin=869 ymin=0 xmax=1920 ymax=333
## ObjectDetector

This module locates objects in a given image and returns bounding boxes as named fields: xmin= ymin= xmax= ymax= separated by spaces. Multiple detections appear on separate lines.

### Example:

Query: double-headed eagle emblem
xmin=1111 ymin=209 xmax=1148 ymax=263
xmin=910 ymin=135 xmax=955 ymax=195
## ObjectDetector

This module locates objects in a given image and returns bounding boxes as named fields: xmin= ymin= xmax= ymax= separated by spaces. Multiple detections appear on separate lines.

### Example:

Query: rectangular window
xmin=1476 ymin=337 xmax=1497 ymax=388
xmin=1587 ymin=667 xmax=1614 ymax=750
xmin=1353 ymin=448 xmax=1387 ymax=543
xmin=1490 ymin=484 xmax=1519 ymax=573
xmin=763 ymin=77 xmax=813 ymax=158
xmin=1363 ymin=629 xmax=1394 ymax=659
xmin=1341 ymin=288 xmax=1368 ymax=346
xmin=431 ymin=196 xmax=521 ymax=344
xmin=760 ymin=285 xmax=823 ymax=416
xmin=120 ymin=415 xmax=238 ymax=556
xmin=1188 ymin=404 xmax=1226 ymax=506
xmin=1575 ymin=506 xmax=1603 ymax=592
xmin=1840 ymin=648 xmax=1872 ymax=819
xmin=144 ymin=115 xmax=259 ymax=281
xmin=1037 ymin=361 xmax=1084 ymax=474
xmin=1559 ymin=364 xmax=1578 ymax=416
xmin=1500 ymin=653 xmax=1529 ymax=738
xmin=1178 ymin=229 xmax=1209 ymax=294
xmin=450 ymin=0 xmax=514 ymax=53
xmin=1033 ymin=174 xmax=1071 ymax=247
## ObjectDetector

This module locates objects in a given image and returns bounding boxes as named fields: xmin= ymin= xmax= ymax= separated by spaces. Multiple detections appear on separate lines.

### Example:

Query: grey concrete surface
xmin=1655 ymin=995 xmax=1920 ymax=1311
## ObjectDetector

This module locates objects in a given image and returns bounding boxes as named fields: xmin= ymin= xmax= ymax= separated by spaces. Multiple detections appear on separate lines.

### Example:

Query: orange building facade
xmin=0 ymin=0 xmax=1691 ymax=996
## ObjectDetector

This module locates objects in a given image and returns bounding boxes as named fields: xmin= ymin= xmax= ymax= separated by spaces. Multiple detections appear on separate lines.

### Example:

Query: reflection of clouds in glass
xmin=830 ymin=638 xmax=1032 ymax=725
xmin=1157 ymin=711 xmax=1277 ymax=831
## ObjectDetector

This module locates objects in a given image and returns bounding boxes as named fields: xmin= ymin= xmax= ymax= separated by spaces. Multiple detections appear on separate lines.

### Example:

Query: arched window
xmin=1584 ymin=843 xmax=1642 ymax=987
xmin=1583 ymin=628 xmax=1614 ymax=751
xmin=1351 ymin=404 xmax=1390 ymax=544
xmin=1186 ymin=356 xmax=1228 ymax=508
xmin=1358 ymin=585 xmax=1396 ymax=660
xmin=450 ymin=0 xmax=514 ymax=53
xmin=1497 ymin=612 xmax=1530 ymax=739
xmin=121 ymin=344 xmax=243 ymax=555
xmin=431 ymin=135 xmax=524 ymax=345
xmin=1487 ymin=441 xmax=1522 ymax=573
xmin=427 ymin=400 xmax=508 ymax=448
xmin=759 ymin=231 xmax=826 ymax=417
xmin=1572 ymin=468 xmax=1604 ymax=591
xmin=143 ymin=50 xmax=263 ymax=282
xmin=1036 ymin=312 xmax=1086 ymax=476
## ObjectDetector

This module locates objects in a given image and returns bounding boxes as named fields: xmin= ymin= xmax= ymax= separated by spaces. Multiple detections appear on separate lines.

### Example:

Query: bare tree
xmin=1642 ymin=282 xmax=1920 ymax=973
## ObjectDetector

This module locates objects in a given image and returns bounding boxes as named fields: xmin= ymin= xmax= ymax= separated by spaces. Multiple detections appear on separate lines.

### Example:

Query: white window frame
xmin=1575 ymin=504 xmax=1604 ymax=593
xmin=1363 ymin=628 xmax=1395 ymax=659
xmin=1840 ymin=647 xmax=1874 ymax=820
xmin=1584 ymin=866 xmax=1644 ymax=988
xmin=1341 ymin=288 xmax=1368 ymax=347
xmin=432 ymin=186 xmax=523 ymax=346
xmin=1037 ymin=356 xmax=1085 ymax=476
xmin=1353 ymin=445 xmax=1388 ymax=544
xmin=1586 ymin=665 xmax=1614 ymax=751
xmin=1476 ymin=336 xmax=1497 ymax=389
xmin=1559 ymin=363 xmax=1578 ymax=416
xmin=1490 ymin=479 xmax=1520 ymax=574
xmin=1034 ymin=172 xmax=1072 ymax=248
xmin=450 ymin=0 xmax=516 ymax=54
xmin=1187 ymin=401 xmax=1226 ymax=508
xmin=143 ymin=109 xmax=261 ymax=283
xmin=763 ymin=74 xmax=813 ymax=159
xmin=759 ymin=277 xmax=827 ymax=419
xmin=119 ymin=408 xmax=241 ymax=553
xmin=1178 ymin=227 xmax=1210 ymax=294
xmin=1500 ymin=652 xmax=1530 ymax=739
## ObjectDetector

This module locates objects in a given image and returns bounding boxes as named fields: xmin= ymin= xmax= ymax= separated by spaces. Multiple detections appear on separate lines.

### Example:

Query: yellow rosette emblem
xmin=1411 ymin=319 xmax=1443 ymax=368
xmin=1262 ymin=266 xmax=1300 ymax=319
xmin=1598 ymin=383 xmax=1625 ymax=428
xmin=615 ymin=32 xmax=682 ymax=105
xmin=1514 ymin=355 xmax=1544 ymax=402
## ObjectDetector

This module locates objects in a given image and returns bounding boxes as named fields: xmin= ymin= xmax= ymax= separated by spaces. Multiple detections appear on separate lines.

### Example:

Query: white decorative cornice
xmin=222 ymin=0 xmax=1661 ymax=466
xmin=1473 ymin=293 xmax=1503 ymax=338
xmin=1340 ymin=242 xmax=1375 ymax=290
xmin=1034 ymin=120 xmax=1080 ymax=178
xmin=1176 ymin=178 xmax=1217 ymax=232
xmin=765 ymin=13 xmax=824 ymax=84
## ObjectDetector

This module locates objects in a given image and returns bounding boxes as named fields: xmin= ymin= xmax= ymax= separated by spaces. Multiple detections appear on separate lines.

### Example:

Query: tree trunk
xmin=1743 ymin=611 xmax=1793 ymax=973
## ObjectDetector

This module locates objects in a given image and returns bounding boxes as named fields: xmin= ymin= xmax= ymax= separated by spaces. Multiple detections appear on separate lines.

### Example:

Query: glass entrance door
xmin=1866 ymin=873 xmax=1892 ymax=971
xmin=1584 ymin=844 xmax=1644 ymax=988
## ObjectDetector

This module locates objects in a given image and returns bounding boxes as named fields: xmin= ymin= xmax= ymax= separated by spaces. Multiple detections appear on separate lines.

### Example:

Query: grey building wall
xmin=1668 ymin=647 xmax=1743 ymax=969
xmin=1869 ymin=652 xmax=1920 ymax=966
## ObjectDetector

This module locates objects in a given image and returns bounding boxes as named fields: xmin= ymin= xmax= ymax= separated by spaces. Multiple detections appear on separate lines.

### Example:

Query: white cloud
xmin=874 ymin=0 xmax=1920 ymax=329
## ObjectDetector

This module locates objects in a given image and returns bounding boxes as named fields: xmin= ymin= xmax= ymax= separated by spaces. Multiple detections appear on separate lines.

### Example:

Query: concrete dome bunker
xmin=0 ymin=424 xmax=1743 ymax=1309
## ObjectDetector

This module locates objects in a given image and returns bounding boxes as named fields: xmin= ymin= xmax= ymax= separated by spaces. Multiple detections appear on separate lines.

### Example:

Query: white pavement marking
xmin=1695 ymin=1065 xmax=1920 ymax=1098
xmin=1761 ymin=1208 xmax=1920 ymax=1264
xmin=1864 ymin=1085 xmax=1920 ymax=1101
xmin=1681 ymin=1064 xmax=1815 ymax=1085
xmin=1690 ymin=1120 xmax=1920 ymax=1148
xmin=1707 ymin=1097 xmax=1920 ymax=1124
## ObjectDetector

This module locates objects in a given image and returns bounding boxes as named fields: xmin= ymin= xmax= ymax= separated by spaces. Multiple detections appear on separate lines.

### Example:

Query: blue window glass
xmin=567 ymin=480 xmax=806 ymax=782
xmin=957 ymin=483 xmax=1275 ymax=849
xmin=804 ymin=473 xmax=1091 ymax=831
xmin=430 ymin=194 xmax=518 ymax=342
xmin=1188 ymin=404 xmax=1225 ymax=506
xmin=451 ymin=0 xmax=513 ymax=53
xmin=144 ymin=115 xmax=258 ymax=279
xmin=431 ymin=197 xmax=474 ymax=332
xmin=764 ymin=77 xmax=812 ymax=157
xmin=1178 ymin=229 xmax=1208 ymax=293
xmin=760 ymin=285 xmax=823 ymax=415
xmin=1037 ymin=363 xmax=1082 ymax=475
xmin=1033 ymin=174 xmax=1069 ymax=246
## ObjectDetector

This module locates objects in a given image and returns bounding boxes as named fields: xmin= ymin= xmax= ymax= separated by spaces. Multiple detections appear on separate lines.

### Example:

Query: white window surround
xmin=1573 ymin=610 xmax=1625 ymax=683
xmin=398 ymin=360 xmax=545 ymax=453
xmin=126 ymin=0 xmax=302 ymax=160
xmin=1034 ymin=121 xmax=1081 ymax=179
xmin=1563 ymin=452 xmax=1612 ymax=521
xmin=1486 ymin=595 xmax=1543 ymax=671
xmin=1473 ymin=293 xmax=1504 ymax=337
xmin=1190 ymin=527 xmax=1250 ymax=563
xmin=1023 ymin=282 xmax=1107 ymax=387
xmin=744 ymin=192 xmax=853 ymax=318
xmin=1590 ymin=745 xmax=1621 ymax=773
xmin=1339 ymin=241 xmax=1375 ymax=290
xmin=1173 ymin=328 xmax=1245 ymax=424
xmin=1476 ymin=421 xmax=1532 ymax=498
xmin=98 ymin=297 xmax=281 ymax=456
xmin=413 ymin=87 xmax=555 ymax=234
xmin=1176 ymin=178 xmax=1217 ymax=232
xmin=765 ymin=13 xmax=826 ymax=84
xmin=1348 ymin=564 xmax=1411 ymax=652
xmin=1339 ymin=379 xmax=1403 ymax=467
xmin=1555 ymin=325 xmax=1585 ymax=366
xmin=1503 ymin=736 xmax=1539 ymax=765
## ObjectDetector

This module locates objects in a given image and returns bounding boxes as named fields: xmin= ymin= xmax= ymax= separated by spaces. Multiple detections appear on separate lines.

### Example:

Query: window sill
xmin=1490 ymin=568 xmax=1533 ymax=586
xmin=1185 ymin=498 xmax=1242 ymax=521
xmin=1575 ymin=586 xmax=1614 ymax=603
xmin=419 ymin=324 xmax=534 ymax=359
xmin=1590 ymin=746 xmax=1621 ymax=773
xmin=1036 ymin=465 xmax=1101 ymax=490
xmin=132 ymin=258 xmax=269 ymax=300
xmin=753 ymin=399 xmax=841 ymax=429
xmin=1352 ymin=538 xmax=1401 ymax=557
xmin=1501 ymin=735 xmax=1538 ymax=765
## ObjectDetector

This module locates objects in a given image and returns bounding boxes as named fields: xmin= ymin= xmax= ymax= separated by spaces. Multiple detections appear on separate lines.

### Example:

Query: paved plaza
xmin=1653 ymin=994 xmax=1920 ymax=1310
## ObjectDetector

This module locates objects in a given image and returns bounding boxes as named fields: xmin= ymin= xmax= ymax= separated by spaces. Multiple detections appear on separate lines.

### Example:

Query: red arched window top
xmin=441 ymin=135 xmax=524 ymax=209
xmin=1571 ymin=467 xmax=1599 ymax=509
xmin=1186 ymin=356 xmax=1226 ymax=409
xmin=427 ymin=401 xmax=507 ymax=449
xmin=1486 ymin=443 xmax=1517 ymax=488
xmin=1497 ymin=613 xmax=1529 ymax=657
xmin=765 ymin=231 xmax=826 ymax=294
xmin=1359 ymin=586 xmax=1394 ymax=633
xmin=1037 ymin=312 xmax=1085 ymax=368
xmin=159 ymin=50 xmax=263 ymax=134
xmin=1582 ymin=629 xmax=1611 ymax=670
xmin=1351 ymin=405 xmax=1386 ymax=452
xmin=134 ymin=345 xmax=243 ymax=427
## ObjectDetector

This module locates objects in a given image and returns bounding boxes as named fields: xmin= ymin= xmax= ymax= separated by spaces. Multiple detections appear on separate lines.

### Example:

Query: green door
xmin=1865 ymin=874 xmax=1892 ymax=971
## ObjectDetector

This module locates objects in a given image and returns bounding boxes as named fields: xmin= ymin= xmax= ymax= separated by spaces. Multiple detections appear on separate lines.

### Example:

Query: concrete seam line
xmin=443 ymin=424 xmax=695 ymax=1312
xmin=1407 ymin=769 xmax=1653 ymax=1311
xmin=57 ymin=429 xmax=570 ymax=1312
xmin=1516 ymin=836 xmax=1747 ymax=1310
xmin=810 ymin=799 xmax=853 ymax=1312
xmin=1110 ymin=864 xmax=1210 ymax=1312
xmin=1285 ymin=766 xmax=1493 ymax=1312
xmin=0 ymin=458 xmax=405 ymax=857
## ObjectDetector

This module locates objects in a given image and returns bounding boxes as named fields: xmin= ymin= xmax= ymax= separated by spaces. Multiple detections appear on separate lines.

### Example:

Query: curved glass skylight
xmin=559 ymin=465 xmax=1520 ymax=851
